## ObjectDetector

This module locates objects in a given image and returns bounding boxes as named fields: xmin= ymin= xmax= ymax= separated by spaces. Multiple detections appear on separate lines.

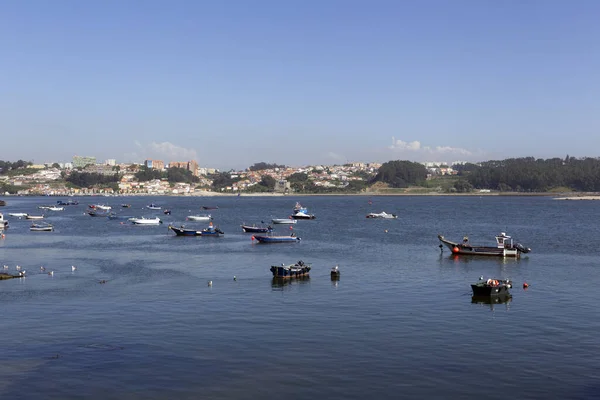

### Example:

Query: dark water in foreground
xmin=1 ymin=195 xmax=600 ymax=399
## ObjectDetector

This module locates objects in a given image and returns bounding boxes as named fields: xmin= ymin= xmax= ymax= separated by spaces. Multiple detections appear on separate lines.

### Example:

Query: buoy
xmin=384 ymin=229 xmax=388 ymax=233
xmin=251 ymin=236 xmax=255 ymax=241
xmin=523 ymin=282 xmax=529 ymax=289
xmin=452 ymin=246 xmax=460 ymax=253
xmin=208 ymin=280 xmax=213 ymax=287
xmin=71 ymin=265 xmax=77 ymax=271
xmin=233 ymin=276 xmax=237 ymax=281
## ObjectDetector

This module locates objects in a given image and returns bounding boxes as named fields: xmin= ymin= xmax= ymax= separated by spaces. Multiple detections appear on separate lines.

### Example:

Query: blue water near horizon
xmin=1 ymin=195 xmax=600 ymax=399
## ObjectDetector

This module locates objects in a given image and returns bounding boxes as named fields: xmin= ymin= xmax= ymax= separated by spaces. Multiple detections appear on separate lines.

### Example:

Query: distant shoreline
xmin=3 ymin=192 xmax=599 ymax=198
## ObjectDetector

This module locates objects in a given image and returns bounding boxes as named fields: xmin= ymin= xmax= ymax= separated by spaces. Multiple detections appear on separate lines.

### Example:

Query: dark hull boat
xmin=30 ymin=223 xmax=54 ymax=232
xmin=169 ymin=225 xmax=224 ymax=237
xmin=201 ymin=206 xmax=219 ymax=210
xmin=438 ymin=233 xmax=531 ymax=258
xmin=471 ymin=278 xmax=512 ymax=296
xmin=241 ymin=224 xmax=272 ymax=233
xmin=253 ymin=234 xmax=301 ymax=244
xmin=270 ymin=260 xmax=311 ymax=278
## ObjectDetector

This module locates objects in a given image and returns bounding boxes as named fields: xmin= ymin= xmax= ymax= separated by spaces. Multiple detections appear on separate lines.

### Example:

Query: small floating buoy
xmin=384 ymin=229 xmax=388 ymax=233
xmin=71 ymin=265 xmax=77 ymax=271
xmin=452 ymin=246 xmax=460 ymax=254
xmin=208 ymin=280 xmax=212 ymax=287
xmin=233 ymin=276 xmax=237 ymax=281
xmin=48 ymin=271 xmax=54 ymax=276
xmin=251 ymin=236 xmax=255 ymax=241
xmin=523 ymin=282 xmax=529 ymax=289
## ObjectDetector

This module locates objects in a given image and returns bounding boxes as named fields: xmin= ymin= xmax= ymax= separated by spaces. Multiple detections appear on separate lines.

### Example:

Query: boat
xmin=253 ymin=233 xmax=301 ymax=244
xmin=471 ymin=277 xmax=512 ymax=297
xmin=270 ymin=260 xmax=311 ymax=278
xmin=0 ymin=200 xmax=5 ymax=206
xmin=438 ymin=232 xmax=531 ymax=258
xmin=169 ymin=225 xmax=202 ymax=236
xmin=47 ymin=206 xmax=64 ymax=211
xmin=30 ymin=222 xmax=54 ymax=232
xmin=26 ymin=215 xmax=44 ymax=220
xmin=366 ymin=211 xmax=398 ymax=219
xmin=88 ymin=210 xmax=109 ymax=217
xmin=121 ymin=204 xmax=131 ymax=208
xmin=8 ymin=213 xmax=28 ymax=218
xmin=271 ymin=218 xmax=297 ymax=224
xmin=241 ymin=224 xmax=272 ymax=233
xmin=38 ymin=205 xmax=52 ymax=210
xmin=57 ymin=200 xmax=78 ymax=206
xmin=201 ymin=206 xmax=219 ymax=210
xmin=198 ymin=222 xmax=224 ymax=236
xmin=130 ymin=217 xmax=162 ymax=225
xmin=0 ymin=212 xmax=7 ymax=230
xmin=147 ymin=204 xmax=162 ymax=210
xmin=291 ymin=202 xmax=316 ymax=219
xmin=186 ymin=214 xmax=212 ymax=222
xmin=93 ymin=204 xmax=111 ymax=211
xmin=163 ymin=209 xmax=171 ymax=215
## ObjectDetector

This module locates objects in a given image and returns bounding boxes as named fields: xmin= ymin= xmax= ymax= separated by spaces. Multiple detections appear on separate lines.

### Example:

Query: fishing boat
xmin=438 ymin=232 xmax=531 ymax=258
xmin=366 ymin=211 xmax=397 ymax=219
xmin=291 ymin=202 xmax=316 ymax=219
xmin=147 ymin=204 xmax=162 ymax=210
xmin=253 ymin=233 xmax=301 ymax=244
xmin=199 ymin=222 xmax=224 ymax=236
xmin=186 ymin=214 xmax=212 ymax=222
xmin=270 ymin=260 xmax=311 ymax=278
xmin=26 ymin=215 xmax=44 ymax=220
xmin=271 ymin=218 xmax=297 ymax=224
xmin=169 ymin=225 xmax=202 ymax=236
xmin=241 ymin=223 xmax=272 ymax=233
xmin=130 ymin=216 xmax=162 ymax=225
xmin=8 ymin=212 xmax=28 ymax=218
xmin=91 ymin=204 xmax=111 ymax=211
xmin=471 ymin=277 xmax=512 ymax=296
xmin=30 ymin=222 xmax=54 ymax=232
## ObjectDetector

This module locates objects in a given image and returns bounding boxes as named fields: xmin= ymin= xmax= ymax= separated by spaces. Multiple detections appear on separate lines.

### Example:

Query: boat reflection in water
xmin=271 ymin=276 xmax=310 ymax=290
xmin=471 ymin=294 xmax=512 ymax=311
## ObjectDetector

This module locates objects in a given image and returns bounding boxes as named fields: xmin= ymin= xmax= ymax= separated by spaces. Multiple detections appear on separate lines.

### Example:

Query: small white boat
xmin=38 ymin=205 xmax=52 ymax=210
xmin=30 ymin=222 xmax=54 ymax=232
xmin=47 ymin=206 xmax=64 ymax=211
xmin=147 ymin=204 xmax=162 ymax=210
xmin=186 ymin=214 xmax=212 ymax=222
xmin=366 ymin=211 xmax=398 ymax=219
xmin=95 ymin=205 xmax=112 ymax=211
xmin=271 ymin=218 xmax=298 ymax=224
xmin=26 ymin=215 xmax=45 ymax=220
xmin=8 ymin=213 xmax=28 ymax=218
xmin=130 ymin=217 xmax=162 ymax=225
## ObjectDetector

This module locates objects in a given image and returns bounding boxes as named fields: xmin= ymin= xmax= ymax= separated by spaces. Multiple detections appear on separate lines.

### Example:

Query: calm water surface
xmin=1 ymin=195 xmax=600 ymax=399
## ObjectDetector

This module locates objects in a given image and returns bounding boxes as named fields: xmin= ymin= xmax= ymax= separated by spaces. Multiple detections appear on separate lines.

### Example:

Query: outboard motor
xmin=515 ymin=243 xmax=531 ymax=253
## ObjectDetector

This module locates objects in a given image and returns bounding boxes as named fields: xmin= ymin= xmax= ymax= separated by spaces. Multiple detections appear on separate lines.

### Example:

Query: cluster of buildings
xmin=1 ymin=155 xmax=470 ymax=196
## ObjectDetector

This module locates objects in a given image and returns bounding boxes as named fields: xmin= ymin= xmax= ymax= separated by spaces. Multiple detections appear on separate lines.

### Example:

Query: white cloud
xmin=123 ymin=141 xmax=198 ymax=163
xmin=389 ymin=137 xmax=472 ymax=156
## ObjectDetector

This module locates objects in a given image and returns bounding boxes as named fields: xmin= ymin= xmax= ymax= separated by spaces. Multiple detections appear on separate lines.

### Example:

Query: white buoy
xmin=233 ymin=276 xmax=237 ymax=281
xmin=208 ymin=280 xmax=212 ymax=286
xmin=71 ymin=265 xmax=77 ymax=271
xmin=40 ymin=266 xmax=46 ymax=271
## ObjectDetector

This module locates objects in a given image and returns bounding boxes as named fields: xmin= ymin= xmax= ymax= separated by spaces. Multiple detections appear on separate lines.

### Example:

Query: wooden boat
xmin=30 ymin=222 xmax=54 ymax=232
xmin=438 ymin=232 xmax=531 ymax=258
xmin=471 ymin=277 xmax=512 ymax=296
xmin=187 ymin=214 xmax=212 ymax=222
xmin=366 ymin=211 xmax=397 ymax=219
xmin=253 ymin=233 xmax=301 ymax=243
xmin=270 ymin=260 xmax=311 ymax=278
xmin=271 ymin=218 xmax=297 ymax=224
xmin=241 ymin=224 xmax=272 ymax=233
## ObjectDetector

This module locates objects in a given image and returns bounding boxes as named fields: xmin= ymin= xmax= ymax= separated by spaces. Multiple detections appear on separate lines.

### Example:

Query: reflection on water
xmin=271 ymin=276 xmax=311 ymax=289
xmin=471 ymin=294 xmax=512 ymax=311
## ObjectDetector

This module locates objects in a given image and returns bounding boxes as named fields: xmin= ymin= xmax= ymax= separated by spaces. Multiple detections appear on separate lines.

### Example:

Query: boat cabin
xmin=495 ymin=232 xmax=513 ymax=249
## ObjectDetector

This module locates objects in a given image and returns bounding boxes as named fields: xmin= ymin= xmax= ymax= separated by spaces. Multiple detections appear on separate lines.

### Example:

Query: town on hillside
xmin=0 ymin=156 xmax=465 ymax=196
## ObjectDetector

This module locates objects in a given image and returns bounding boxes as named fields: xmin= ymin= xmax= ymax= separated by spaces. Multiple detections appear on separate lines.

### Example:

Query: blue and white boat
xmin=147 ymin=203 xmax=162 ymax=210
xmin=291 ymin=202 xmax=316 ymax=220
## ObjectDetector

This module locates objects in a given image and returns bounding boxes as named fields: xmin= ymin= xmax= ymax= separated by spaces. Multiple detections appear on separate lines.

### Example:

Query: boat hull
xmin=471 ymin=283 xmax=511 ymax=296
xmin=254 ymin=235 xmax=300 ymax=243
xmin=291 ymin=214 xmax=315 ymax=220
xmin=241 ymin=225 xmax=271 ymax=233
xmin=170 ymin=226 xmax=201 ymax=236
xmin=271 ymin=219 xmax=297 ymax=224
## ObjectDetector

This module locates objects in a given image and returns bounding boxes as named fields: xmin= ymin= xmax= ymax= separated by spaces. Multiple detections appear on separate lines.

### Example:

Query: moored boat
xmin=8 ymin=212 xmax=28 ymax=218
xmin=438 ymin=232 xmax=531 ymax=258
xmin=47 ymin=206 xmax=64 ymax=211
xmin=241 ymin=224 xmax=272 ymax=233
xmin=270 ymin=260 xmax=311 ymax=278
xmin=30 ymin=222 xmax=54 ymax=232
xmin=253 ymin=233 xmax=301 ymax=243
xmin=471 ymin=277 xmax=512 ymax=296
xmin=271 ymin=218 xmax=297 ymax=224
xmin=130 ymin=216 xmax=162 ymax=225
xmin=0 ymin=212 xmax=7 ymax=230
xmin=26 ymin=215 xmax=44 ymax=220
xmin=366 ymin=211 xmax=397 ymax=219
xmin=147 ymin=203 xmax=162 ymax=210
xmin=187 ymin=214 xmax=212 ymax=222
xmin=169 ymin=225 xmax=202 ymax=236
xmin=201 ymin=205 xmax=219 ymax=210
xmin=291 ymin=202 xmax=316 ymax=219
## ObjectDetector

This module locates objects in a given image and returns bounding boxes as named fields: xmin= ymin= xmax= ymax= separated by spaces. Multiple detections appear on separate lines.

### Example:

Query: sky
xmin=1 ymin=0 xmax=599 ymax=170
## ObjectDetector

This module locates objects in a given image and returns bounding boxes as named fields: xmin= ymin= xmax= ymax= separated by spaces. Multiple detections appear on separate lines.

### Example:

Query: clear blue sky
xmin=1 ymin=0 xmax=599 ymax=170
